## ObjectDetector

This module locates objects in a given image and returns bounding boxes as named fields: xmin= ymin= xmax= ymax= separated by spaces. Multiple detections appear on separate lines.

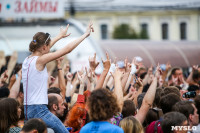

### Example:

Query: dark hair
xmin=47 ymin=95 xmax=58 ymax=110
xmin=29 ymin=32 xmax=51 ymax=52
xmin=161 ymin=86 xmax=180 ymax=97
xmin=0 ymin=98 xmax=20 ymax=133
xmin=160 ymin=93 xmax=181 ymax=114
xmin=194 ymin=95 xmax=200 ymax=122
xmin=0 ymin=86 xmax=10 ymax=98
xmin=153 ymin=88 xmax=163 ymax=107
xmin=188 ymin=85 xmax=199 ymax=92
xmin=192 ymin=70 xmax=200 ymax=82
xmin=87 ymin=89 xmax=120 ymax=121
xmin=21 ymin=118 xmax=47 ymax=133
xmin=172 ymin=101 xmax=194 ymax=119
xmin=144 ymin=108 xmax=160 ymax=127
xmin=20 ymin=83 xmax=23 ymax=93
xmin=48 ymin=87 xmax=61 ymax=94
xmin=171 ymin=67 xmax=181 ymax=75
xmin=122 ymin=100 xmax=136 ymax=118
xmin=161 ymin=112 xmax=187 ymax=133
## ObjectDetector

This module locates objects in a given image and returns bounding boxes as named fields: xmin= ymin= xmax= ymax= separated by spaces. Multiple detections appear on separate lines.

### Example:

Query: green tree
xmin=139 ymin=28 xmax=149 ymax=39
xmin=113 ymin=24 xmax=138 ymax=39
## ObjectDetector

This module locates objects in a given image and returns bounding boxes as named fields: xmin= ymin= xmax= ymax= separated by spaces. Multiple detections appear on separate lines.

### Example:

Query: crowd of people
xmin=0 ymin=22 xmax=200 ymax=133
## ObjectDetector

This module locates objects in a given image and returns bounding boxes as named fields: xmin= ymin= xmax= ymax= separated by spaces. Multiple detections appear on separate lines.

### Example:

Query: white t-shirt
xmin=22 ymin=56 xmax=48 ymax=105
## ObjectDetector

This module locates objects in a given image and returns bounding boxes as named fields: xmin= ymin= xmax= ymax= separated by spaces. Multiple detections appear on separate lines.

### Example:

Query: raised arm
xmin=0 ymin=51 xmax=6 ymax=71
xmin=49 ymin=26 xmax=71 ymax=48
xmin=77 ymin=70 xmax=86 ymax=95
xmin=95 ymin=53 xmax=111 ymax=89
xmin=161 ymin=62 xmax=171 ymax=83
xmin=186 ymin=65 xmax=198 ymax=83
xmin=0 ymin=70 xmax=8 ymax=87
xmin=86 ymin=67 xmax=96 ymax=92
xmin=121 ymin=58 xmax=131 ymax=90
xmin=89 ymin=53 xmax=100 ymax=73
xmin=56 ymin=57 xmax=66 ymax=99
xmin=38 ymin=22 xmax=94 ymax=66
xmin=6 ymin=51 xmax=18 ymax=83
xmin=112 ymin=67 xmax=124 ymax=112
xmin=135 ymin=65 xmax=161 ymax=124
xmin=9 ymin=69 xmax=22 ymax=98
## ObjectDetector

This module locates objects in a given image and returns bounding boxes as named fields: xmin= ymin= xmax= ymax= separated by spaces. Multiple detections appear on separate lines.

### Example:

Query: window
xmin=162 ymin=23 xmax=168 ymax=40
xmin=140 ymin=23 xmax=149 ymax=39
xmin=101 ymin=24 xmax=108 ymax=39
xmin=180 ymin=22 xmax=187 ymax=40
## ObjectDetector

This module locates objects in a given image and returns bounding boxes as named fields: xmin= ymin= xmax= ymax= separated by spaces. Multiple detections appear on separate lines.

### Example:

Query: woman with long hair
xmin=0 ymin=98 xmax=22 ymax=133
xmin=22 ymin=22 xmax=94 ymax=133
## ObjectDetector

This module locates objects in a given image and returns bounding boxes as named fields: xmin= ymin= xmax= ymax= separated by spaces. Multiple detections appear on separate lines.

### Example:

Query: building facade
xmin=64 ymin=0 xmax=200 ymax=41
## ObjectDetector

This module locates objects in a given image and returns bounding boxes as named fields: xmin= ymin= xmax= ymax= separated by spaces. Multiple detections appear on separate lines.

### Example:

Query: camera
xmin=182 ymin=91 xmax=196 ymax=98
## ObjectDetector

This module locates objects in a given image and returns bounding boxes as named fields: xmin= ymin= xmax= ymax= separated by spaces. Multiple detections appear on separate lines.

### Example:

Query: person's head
xmin=0 ymin=98 xmax=21 ymax=133
xmin=192 ymin=69 xmax=200 ymax=83
xmin=66 ymin=104 xmax=86 ymax=130
xmin=29 ymin=32 xmax=51 ymax=54
xmin=48 ymin=93 xmax=66 ymax=117
xmin=17 ymin=83 xmax=24 ymax=105
xmin=87 ymin=89 xmax=120 ymax=121
xmin=153 ymin=88 xmax=163 ymax=108
xmin=20 ymin=118 xmax=47 ymax=133
xmin=161 ymin=112 xmax=188 ymax=133
xmin=144 ymin=108 xmax=163 ymax=127
xmin=194 ymin=95 xmax=200 ymax=122
xmin=160 ymin=93 xmax=181 ymax=114
xmin=187 ymin=85 xmax=200 ymax=95
xmin=173 ymin=100 xmax=199 ymax=126
xmin=48 ymin=87 xmax=61 ymax=95
xmin=119 ymin=116 xmax=144 ymax=133
xmin=161 ymin=86 xmax=180 ymax=97
xmin=0 ymin=86 xmax=10 ymax=98
xmin=171 ymin=67 xmax=183 ymax=79
xmin=122 ymin=100 xmax=136 ymax=118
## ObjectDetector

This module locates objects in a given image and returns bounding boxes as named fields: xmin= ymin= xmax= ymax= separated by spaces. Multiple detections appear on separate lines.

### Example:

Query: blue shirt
xmin=80 ymin=121 xmax=124 ymax=133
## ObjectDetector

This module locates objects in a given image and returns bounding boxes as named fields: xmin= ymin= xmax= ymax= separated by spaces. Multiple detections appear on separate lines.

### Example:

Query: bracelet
xmin=57 ymin=68 xmax=62 ymax=71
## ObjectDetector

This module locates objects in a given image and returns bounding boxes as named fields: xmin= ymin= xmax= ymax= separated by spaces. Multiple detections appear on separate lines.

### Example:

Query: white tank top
xmin=22 ymin=56 xmax=48 ymax=105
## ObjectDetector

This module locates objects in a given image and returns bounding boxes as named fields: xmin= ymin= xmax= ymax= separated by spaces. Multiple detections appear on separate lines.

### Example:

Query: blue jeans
xmin=24 ymin=105 xmax=69 ymax=133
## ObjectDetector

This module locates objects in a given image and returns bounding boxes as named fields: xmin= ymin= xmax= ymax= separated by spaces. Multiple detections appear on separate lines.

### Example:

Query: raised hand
xmin=85 ymin=21 xmax=94 ymax=37
xmin=102 ymin=53 xmax=111 ymax=71
xmin=17 ymin=69 xmax=22 ymax=79
xmin=66 ymin=72 xmax=73 ymax=82
xmin=135 ymin=77 xmax=143 ymax=88
xmin=192 ymin=65 xmax=198 ymax=72
xmin=124 ymin=57 xmax=131 ymax=73
xmin=89 ymin=53 xmax=99 ymax=72
xmin=85 ymin=67 xmax=95 ymax=83
xmin=166 ymin=62 xmax=171 ymax=71
xmin=77 ymin=69 xmax=86 ymax=84
xmin=0 ymin=70 xmax=8 ymax=83
xmin=110 ymin=67 xmax=124 ymax=81
xmin=132 ymin=57 xmax=139 ymax=69
xmin=148 ymin=65 xmax=153 ymax=75
xmin=56 ymin=56 xmax=64 ymax=68
xmin=155 ymin=64 xmax=162 ymax=79
xmin=59 ymin=24 xmax=71 ymax=38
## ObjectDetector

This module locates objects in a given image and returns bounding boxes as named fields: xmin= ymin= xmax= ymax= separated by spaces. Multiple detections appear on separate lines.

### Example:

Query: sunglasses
xmin=44 ymin=33 xmax=51 ymax=44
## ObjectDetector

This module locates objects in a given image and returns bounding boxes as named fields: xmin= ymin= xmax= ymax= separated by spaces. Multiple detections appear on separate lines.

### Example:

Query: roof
xmin=64 ymin=0 xmax=200 ymax=11
xmin=98 ymin=40 xmax=200 ymax=67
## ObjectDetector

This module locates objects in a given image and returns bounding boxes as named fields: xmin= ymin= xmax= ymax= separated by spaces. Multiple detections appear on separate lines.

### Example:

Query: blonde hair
xmin=119 ymin=116 xmax=144 ymax=133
